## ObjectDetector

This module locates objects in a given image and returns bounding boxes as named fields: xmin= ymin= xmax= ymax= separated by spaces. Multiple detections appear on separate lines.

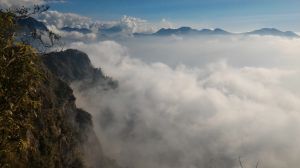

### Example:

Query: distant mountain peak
xmin=154 ymin=26 xmax=198 ymax=36
xmin=148 ymin=27 xmax=299 ymax=38
xmin=246 ymin=28 xmax=299 ymax=37
xmin=61 ymin=27 xmax=92 ymax=34
xmin=153 ymin=27 xmax=231 ymax=36
xmin=213 ymin=28 xmax=229 ymax=33
xmin=178 ymin=26 xmax=193 ymax=31
xmin=17 ymin=17 xmax=48 ymax=31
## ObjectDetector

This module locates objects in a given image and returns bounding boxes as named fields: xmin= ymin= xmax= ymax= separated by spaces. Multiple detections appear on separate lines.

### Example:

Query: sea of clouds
xmin=2 ymin=0 xmax=300 ymax=167
xmin=69 ymin=36 xmax=300 ymax=168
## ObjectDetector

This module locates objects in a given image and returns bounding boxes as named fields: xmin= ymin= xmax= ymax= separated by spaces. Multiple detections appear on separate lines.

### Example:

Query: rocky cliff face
xmin=40 ymin=49 xmax=119 ymax=168
xmin=0 ymin=50 xmax=119 ymax=168
xmin=42 ymin=49 xmax=118 ymax=89
xmin=32 ymin=65 xmax=85 ymax=168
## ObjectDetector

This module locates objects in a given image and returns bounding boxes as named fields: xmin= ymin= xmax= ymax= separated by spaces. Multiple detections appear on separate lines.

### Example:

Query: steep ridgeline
xmin=42 ymin=49 xmax=118 ymax=89
xmin=0 ymin=49 xmax=119 ymax=168
xmin=41 ymin=49 xmax=119 ymax=168
xmin=0 ymin=12 xmax=119 ymax=167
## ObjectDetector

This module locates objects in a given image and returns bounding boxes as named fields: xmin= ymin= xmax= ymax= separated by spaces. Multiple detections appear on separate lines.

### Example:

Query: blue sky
xmin=52 ymin=0 xmax=300 ymax=32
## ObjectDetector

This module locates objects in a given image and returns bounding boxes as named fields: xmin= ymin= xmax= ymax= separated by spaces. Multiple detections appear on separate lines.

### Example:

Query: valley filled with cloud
xmin=70 ymin=36 xmax=300 ymax=168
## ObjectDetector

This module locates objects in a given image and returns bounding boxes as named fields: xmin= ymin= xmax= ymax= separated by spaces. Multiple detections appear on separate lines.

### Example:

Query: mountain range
xmin=18 ymin=16 xmax=298 ymax=38
xmin=245 ymin=28 xmax=299 ymax=37
xmin=16 ymin=16 xmax=299 ymax=39
xmin=135 ymin=27 xmax=299 ymax=38
xmin=64 ymin=25 xmax=299 ymax=38
xmin=151 ymin=27 xmax=231 ymax=36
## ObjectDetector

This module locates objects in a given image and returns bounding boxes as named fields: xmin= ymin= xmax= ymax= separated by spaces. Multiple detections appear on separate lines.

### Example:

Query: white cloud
xmin=120 ymin=35 xmax=300 ymax=68
xmin=35 ymin=11 xmax=176 ymax=44
xmin=37 ymin=10 xmax=174 ymax=38
xmin=69 ymin=36 xmax=300 ymax=168
xmin=38 ymin=10 xmax=94 ymax=29
xmin=0 ymin=3 xmax=204 ymax=39
xmin=120 ymin=16 xmax=154 ymax=34
xmin=116 ymin=15 xmax=174 ymax=34
xmin=37 ymin=10 xmax=99 ymax=42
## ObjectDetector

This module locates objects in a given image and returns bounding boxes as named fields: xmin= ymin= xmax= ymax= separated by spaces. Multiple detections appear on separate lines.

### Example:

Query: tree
xmin=1 ymin=5 xmax=61 ymax=53
xmin=0 ymin=10 xmax=43 ymax=167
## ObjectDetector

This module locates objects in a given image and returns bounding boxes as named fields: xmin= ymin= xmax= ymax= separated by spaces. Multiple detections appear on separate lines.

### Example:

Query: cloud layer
xmin=38 ymin=10 xmax=94 ymax=29
xmin=117 ymin=15 xmax=174 ymax=34
xmin=69 ymin=36 xmax=300 ymax=168
xmin=119 ymin=35 xmax=300 ymax=68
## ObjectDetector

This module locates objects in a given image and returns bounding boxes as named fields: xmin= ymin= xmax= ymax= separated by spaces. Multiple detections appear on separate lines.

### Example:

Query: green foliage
xmin=0 ymin=12 xmax=15 ymax=47
xmin=0 ymin=10 xmax=87 ymax=168
xmin=0 ymin=8 xmax=119 ymax=168
xmin=0 ymin=11 xmax=43 ymax=167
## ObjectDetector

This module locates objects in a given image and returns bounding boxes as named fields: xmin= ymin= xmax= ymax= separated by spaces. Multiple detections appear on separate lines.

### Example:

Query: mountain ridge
xmin=153 ymin=27 xmax=232 ymax=36
xmin=147 ymin=27 xmax=299 ymax=38
xmin=41 ymin=49 xmax=119 ymax=168
xmin=245 ymin=28 xmax=299 ymax=37
xmin=26 ymin=16 xmax=298 ymax=38
xmin=61 ymin=27 xmax=92 ymax=34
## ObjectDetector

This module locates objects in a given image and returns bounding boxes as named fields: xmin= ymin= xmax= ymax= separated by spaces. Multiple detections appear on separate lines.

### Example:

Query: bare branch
xmin=7 ymin=5 xmax=50 ymax=19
